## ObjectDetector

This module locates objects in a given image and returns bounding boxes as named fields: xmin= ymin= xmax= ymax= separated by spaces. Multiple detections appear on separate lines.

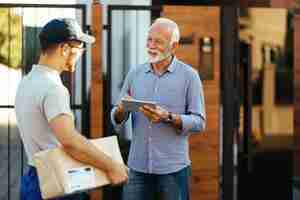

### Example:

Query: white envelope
xmin=33 ymin=136 xmax=124 ymax=199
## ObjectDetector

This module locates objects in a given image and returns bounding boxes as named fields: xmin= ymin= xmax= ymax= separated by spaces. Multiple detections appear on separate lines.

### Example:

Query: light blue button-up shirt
xmin=111 ymin=57 xmax=206 ymax=174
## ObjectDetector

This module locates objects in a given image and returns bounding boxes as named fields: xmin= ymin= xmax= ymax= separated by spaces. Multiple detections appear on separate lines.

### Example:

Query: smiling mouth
xmin=148 ymin=51 xmax=158 ymax=57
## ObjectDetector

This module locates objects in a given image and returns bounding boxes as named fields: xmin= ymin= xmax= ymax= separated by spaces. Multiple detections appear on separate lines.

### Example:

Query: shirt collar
xmin=32 ymin=64 xmax=62 ymax=83
xmin=145 ymin=56 xmax=177 ymax=73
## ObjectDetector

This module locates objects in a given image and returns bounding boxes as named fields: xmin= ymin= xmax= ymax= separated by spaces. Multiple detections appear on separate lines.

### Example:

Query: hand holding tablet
xmin=122 ymin=98 xmax=156 ymax=112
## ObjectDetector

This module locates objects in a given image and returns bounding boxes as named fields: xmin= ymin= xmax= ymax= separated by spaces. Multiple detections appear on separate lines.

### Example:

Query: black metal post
xmin=238 ymin=42 xmax=253 ymax=200
xmin=221 ymin=2 xmax=239 ymax=200
xmin=243 ymin=44 xmax=253 ymax=172
xmin=106 ymin=5 xmax=113 ymax=136
xmin=81 ymin=4 xmax=89 ymax=137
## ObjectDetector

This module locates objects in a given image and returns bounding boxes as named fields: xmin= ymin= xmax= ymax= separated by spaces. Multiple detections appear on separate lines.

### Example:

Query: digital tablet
xmin=122 ymin=99 xmax=156 ymax=112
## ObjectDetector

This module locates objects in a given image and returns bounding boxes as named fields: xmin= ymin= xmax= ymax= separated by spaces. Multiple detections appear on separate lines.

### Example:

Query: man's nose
xmin=147 ymin=41 xmax=156 ymax=49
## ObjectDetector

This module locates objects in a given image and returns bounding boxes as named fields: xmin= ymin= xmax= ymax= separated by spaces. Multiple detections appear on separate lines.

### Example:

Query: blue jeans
xmin=20 ymin=166 xmax=86 ymax=200
xmin=123 ymin=166 xmax=191 ymax=200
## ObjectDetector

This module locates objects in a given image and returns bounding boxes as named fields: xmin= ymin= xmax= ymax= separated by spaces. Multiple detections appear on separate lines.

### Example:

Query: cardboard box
xmin=33 ymin=136 xmax=124 ymax=199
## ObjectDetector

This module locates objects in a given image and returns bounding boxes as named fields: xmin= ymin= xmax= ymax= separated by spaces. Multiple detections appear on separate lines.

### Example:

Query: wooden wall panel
xmin=294 ymin=12 xmax=300 ymax=177
xmin=163 ymin=6 xmax=220 ymax=200
xmin=271 ymin=0 xmax=295 ymax=7
xmin=90 ymin=2 xmax=103 ymax=200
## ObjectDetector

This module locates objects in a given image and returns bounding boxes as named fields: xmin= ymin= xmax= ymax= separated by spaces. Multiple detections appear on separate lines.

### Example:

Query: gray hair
xmin=152 ymin=17 xmax=180 ymax=45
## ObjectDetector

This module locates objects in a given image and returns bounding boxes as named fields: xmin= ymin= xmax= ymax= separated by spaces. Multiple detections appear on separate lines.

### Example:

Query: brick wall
xmin=271 ymin=0 xmax=295 ymax=7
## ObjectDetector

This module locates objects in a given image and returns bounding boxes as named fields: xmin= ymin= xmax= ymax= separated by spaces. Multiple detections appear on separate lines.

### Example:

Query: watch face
xmin=163 ymin=113 xmax=171 ymax=123
xmin=168 ymin=112 xmax=173 ymax=121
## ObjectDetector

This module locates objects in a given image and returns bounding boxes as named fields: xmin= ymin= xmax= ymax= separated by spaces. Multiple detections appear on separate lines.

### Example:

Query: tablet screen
xmin=122 ymin=99 xmax=156 ymax=112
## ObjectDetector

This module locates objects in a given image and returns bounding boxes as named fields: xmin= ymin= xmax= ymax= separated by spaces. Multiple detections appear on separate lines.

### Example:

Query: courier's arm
xmin=49 ymin=114 xmax=128 ymax=185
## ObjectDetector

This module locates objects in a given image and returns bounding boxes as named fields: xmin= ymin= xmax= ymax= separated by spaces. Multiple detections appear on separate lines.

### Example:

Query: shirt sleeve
xmin=180 ymin=69 xmax=206 ymax=136
xmin=43 ymin=86 xmax=74 ymax=122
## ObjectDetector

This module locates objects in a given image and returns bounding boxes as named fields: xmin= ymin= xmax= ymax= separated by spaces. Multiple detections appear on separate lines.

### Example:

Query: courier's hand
xmin=140 ymin=105 xmax=169 ymax=123
xmin=107 ymin=161 xmax=129 ymax=185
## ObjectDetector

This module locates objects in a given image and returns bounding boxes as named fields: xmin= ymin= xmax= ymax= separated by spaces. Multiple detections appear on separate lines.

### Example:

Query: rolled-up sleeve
xmin=180 ymin=69 xmax=206 ymax=136
xmin=181 ymin=114 xmax=205 ymax=136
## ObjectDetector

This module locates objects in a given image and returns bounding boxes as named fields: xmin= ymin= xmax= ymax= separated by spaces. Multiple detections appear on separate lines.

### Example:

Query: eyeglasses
xmin=67 ymin=43 xmax=85 ymax=53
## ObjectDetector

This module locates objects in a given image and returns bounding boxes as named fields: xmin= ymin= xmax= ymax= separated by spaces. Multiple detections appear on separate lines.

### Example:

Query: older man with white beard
xmin=111 ymin=18 xmax=206 ymax=200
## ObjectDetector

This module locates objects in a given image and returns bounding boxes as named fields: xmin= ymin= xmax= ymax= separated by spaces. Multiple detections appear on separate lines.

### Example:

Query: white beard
xmin=147 ymin=48 xmax=171 ymax=63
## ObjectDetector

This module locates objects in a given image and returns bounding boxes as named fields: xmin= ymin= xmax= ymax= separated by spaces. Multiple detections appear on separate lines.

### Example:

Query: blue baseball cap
xmin=39 ymin=18 xmax=95 ymax=44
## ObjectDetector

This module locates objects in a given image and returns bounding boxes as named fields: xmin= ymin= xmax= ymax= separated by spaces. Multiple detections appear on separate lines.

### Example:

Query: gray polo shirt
xmin=15 ymin=65 xmax=74 ymax=166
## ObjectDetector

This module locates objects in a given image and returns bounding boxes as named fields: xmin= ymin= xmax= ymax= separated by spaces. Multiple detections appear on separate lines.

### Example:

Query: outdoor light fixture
xmin=199 ymin=36 xmax=214 ymax=80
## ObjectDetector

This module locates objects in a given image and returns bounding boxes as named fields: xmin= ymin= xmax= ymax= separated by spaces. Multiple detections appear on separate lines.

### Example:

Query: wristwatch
xmin=164 ymin=112 xmax=173 ymax=123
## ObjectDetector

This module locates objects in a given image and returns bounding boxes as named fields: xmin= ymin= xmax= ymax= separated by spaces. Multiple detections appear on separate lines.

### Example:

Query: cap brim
xmin=78 ymin=33 xmax=95 ymax=44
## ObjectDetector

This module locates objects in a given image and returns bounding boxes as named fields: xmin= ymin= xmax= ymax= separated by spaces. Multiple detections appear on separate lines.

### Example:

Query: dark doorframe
xmin=220 ymin=3 xmax=239 ymax=200
xmin=238 ymin=3 xmax=295 ymax=199
xmin=238 ymin=41 xmax=253 ymax=199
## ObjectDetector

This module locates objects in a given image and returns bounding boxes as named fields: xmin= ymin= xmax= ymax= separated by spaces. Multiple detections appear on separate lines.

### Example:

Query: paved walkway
xmin=294 ymin=187 xmax=300 ymax=200
xmin=0 ymin=125 xmax=25 ymax=200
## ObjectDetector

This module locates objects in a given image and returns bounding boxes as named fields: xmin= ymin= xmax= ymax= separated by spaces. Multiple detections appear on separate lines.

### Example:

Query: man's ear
xmin=171 ymin=42 xmax=179 ymax=54
xmin=61 ymin=44 xmax=69 ymax=56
